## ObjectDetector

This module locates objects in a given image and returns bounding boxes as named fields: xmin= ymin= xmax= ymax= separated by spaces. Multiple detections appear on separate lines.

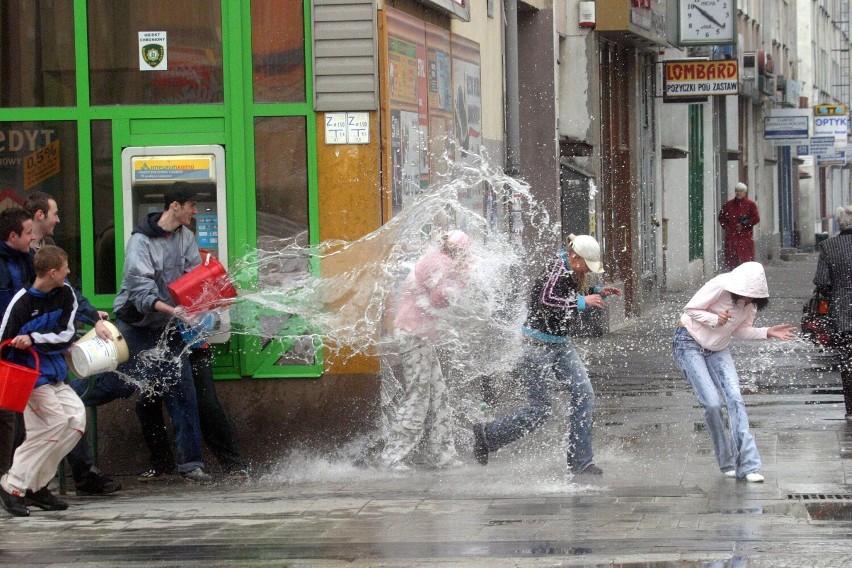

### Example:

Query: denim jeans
xmin=672 ymin=326 xmax=761 ymax=477
xmin=483 ymin=338 xmax=595 ymax=472
xmin=69 ymin=318 xmax=203 ymax=474
xmin=138 ymin=346 xmax=246 ymax=473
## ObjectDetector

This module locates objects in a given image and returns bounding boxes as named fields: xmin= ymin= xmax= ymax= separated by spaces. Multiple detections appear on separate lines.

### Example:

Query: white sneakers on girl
xmin=745 ymin=472 xmax=765 ymax=483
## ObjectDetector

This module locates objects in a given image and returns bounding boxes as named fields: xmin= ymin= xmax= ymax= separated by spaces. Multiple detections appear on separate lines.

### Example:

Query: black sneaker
xmin=24 ymin=487 xmax=69 ymax=511
xmin=573 ymin=464 xmax=603 ymax=476
xmin=75 ymin=468 xmax=122 ymax=496
xmin=0 ymin=485 xmax=29 ymax=517
xmin=472 ymin=423 xmax=489 ymax=465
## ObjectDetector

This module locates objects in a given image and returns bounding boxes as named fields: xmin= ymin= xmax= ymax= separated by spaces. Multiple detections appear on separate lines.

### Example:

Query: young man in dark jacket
xmin=0 ymin=246 xmax=85 ymax=516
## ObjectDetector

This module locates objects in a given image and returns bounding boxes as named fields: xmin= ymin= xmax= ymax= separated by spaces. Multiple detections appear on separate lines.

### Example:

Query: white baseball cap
xmin=569 ymin=234 xmax=604 ymax=274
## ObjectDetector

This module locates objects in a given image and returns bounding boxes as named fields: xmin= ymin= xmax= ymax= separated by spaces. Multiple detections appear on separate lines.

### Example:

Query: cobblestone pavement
xmin=1 ymin=257 xmax=850 ymax=567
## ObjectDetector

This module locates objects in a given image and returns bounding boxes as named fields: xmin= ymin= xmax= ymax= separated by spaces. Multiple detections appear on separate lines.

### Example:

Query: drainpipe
xmin=504 ymin=0 xmax=520 ymax=177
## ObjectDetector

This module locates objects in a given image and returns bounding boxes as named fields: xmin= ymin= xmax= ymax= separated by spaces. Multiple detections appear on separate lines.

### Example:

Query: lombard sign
xmin=664 ymin=60 xmax=738 ymax=99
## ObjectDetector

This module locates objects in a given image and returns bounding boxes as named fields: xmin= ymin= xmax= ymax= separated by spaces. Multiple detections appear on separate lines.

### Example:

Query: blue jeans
xmin=70 ymin=318 xmax=204 ymax=473
xmin=483 ymin=338 xmax=595 ymax=472
xmin=672 ymin=326 xmax=761 ymax=477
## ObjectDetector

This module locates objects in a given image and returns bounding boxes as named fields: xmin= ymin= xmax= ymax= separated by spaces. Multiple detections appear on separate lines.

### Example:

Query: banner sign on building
xmin=813 ymin=111 xmax=848 ymax=149
xmin=663 ymin=60 xmax=739 ymax=99
xmin=796 ymin=136 xmax=837 ymax=157
xmin=764 ymin=109 xmax=810 ymax=145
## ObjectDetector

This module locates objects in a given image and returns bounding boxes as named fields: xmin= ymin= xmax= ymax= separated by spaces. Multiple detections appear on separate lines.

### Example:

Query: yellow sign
xmin=664 ymin=60 xmax=739 ymax=98
xmin=23 ymin=139 xmax=61 ymax=190
xmin=814 ymin=104 xmax=847 ymax=116
xmin=131 ymin=156 xmax=214 ymax=182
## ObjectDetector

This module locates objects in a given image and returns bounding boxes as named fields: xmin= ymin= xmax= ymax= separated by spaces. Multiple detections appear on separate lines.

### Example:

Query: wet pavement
xmin=3 ymin=256 xmax=852 ymax=567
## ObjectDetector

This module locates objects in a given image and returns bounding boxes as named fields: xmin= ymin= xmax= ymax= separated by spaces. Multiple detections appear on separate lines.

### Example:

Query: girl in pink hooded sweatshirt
xmin=381 ymin=231 xmax=471 ymax=470
xmin=673 ymin=262 xmax=795 ymax=483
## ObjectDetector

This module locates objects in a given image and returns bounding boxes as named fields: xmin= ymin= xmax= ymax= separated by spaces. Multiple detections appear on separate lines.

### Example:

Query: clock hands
xmin=692 ymin=5 xmax=726 ymax=29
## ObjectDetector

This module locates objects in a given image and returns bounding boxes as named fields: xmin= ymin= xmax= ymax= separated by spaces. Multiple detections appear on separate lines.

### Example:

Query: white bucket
xmin=67 ymin=321 xmax=130 ymax=378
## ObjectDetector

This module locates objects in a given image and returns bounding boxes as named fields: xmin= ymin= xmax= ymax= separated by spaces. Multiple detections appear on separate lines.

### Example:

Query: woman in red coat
xmin=719 ymin=182 xmax=760 ymax=270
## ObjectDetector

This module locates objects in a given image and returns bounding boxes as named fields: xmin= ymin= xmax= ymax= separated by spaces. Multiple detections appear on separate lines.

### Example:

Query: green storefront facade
xmin=0 ymin=0 xmax=323 ymax=379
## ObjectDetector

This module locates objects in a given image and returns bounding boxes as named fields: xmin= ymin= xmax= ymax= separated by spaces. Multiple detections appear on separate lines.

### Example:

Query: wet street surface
xmin=2 ymin=257 xmax=851 ymax=567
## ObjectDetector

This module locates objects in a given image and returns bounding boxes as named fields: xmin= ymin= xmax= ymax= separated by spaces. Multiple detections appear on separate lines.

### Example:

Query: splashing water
xmin=164 ymin=149 xmax=559 ymax=468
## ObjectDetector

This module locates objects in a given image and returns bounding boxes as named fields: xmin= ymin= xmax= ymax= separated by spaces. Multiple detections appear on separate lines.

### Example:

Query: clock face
xmin=678 ymin=0 xmax=736 ymax=45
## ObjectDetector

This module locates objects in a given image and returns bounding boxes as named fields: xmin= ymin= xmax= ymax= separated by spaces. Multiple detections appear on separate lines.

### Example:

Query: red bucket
xmin=0 ymin=340 xmax=41 ymax=413
xmin=168 ymin=252 xmax=237 ymax=313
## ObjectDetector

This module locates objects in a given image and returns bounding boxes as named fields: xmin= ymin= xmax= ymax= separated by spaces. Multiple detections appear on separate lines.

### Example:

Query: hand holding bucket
xmin=168 ymin=252 xmax=237 ymax=314
xmin=0 ymin=340 xmax=40 ymax=413
xmin=66 ymin=321 xmax=130 ymax=378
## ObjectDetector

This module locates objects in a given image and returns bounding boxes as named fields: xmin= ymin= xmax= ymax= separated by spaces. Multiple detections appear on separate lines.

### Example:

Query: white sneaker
xmin=744 ymin=472 xmax=764 ymax=483
xmin=723 ymin=470 xmax=736 ymax=478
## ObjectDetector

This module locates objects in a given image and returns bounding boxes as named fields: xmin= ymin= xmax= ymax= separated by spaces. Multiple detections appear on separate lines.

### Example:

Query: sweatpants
xmin=381 ymin=333 xmax=456 ymax=467
xmin=1 ymin=383 xmax=85 ymax=495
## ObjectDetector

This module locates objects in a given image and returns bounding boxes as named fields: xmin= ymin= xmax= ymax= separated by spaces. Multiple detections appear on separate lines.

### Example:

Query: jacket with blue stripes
xmin=0 ymin=283 xmax=78 ymax=387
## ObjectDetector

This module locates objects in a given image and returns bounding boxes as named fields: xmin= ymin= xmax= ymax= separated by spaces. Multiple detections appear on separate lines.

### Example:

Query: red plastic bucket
xmin=0 ymin=340 xmax=41 ymax=413
xmin=168 ymin=252 xmax=237 ymax=313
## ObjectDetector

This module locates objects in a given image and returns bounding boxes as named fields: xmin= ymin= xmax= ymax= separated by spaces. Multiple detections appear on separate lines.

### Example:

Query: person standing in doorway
xmin=673 ymin=262 xmax=795 ymax=483
xmin=813 ymin=205 xmax=852 ymax=421
xmin=718 ymin=182 xmax=760 ymax=270
xmin=472 ymin=234 xmax=621 ymax=475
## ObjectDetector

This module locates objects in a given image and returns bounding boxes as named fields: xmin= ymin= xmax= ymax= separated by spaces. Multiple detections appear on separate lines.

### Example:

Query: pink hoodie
xmin=679 ymin=262 xmax=770 ymax=351
xmin=394 ymin=249 xmax=468 ymax=339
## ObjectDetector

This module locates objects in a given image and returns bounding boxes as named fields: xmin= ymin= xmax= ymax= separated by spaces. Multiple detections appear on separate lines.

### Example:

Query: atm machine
xmin=121 ymin=145 xmax=230 ymax=343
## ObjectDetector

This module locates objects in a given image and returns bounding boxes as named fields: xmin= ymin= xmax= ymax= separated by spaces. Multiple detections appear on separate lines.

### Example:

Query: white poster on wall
xmin=139 ymin=32 xmax=168 ymax=71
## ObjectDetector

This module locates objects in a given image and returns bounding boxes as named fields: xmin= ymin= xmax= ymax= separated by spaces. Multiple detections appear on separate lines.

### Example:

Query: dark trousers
xmin=0 ymin=409 xmax=16 ymax=475
xmin=838 ymin=333 xmax=852 ymax=415
xmin=137 ymin=347 xmax=245 ymax=473
xmin=65 ymin=372 xmax=136 ymax=481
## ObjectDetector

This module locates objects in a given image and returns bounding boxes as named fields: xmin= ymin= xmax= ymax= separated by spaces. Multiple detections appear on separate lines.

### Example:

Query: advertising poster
xmin=426 ymin=24 xmax=453 ymax=183
xmin=450 ymin=35 xmax=483 ymax=215
xmin=0 ymin=125 xmax=64 ymax=207
xmin=386 ymin=9 xmax=429 ymax=215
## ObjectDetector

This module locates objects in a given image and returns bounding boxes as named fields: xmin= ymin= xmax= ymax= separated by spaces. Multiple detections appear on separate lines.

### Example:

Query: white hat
xmin=569 ymin=234 xmax=604 ymax=274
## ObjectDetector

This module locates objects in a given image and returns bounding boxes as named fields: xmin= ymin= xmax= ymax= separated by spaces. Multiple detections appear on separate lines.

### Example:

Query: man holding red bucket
xmin=79 ymin=183 xmax=211 ymax=483
xmin=0 ymin=246 xmax=86 ymax=516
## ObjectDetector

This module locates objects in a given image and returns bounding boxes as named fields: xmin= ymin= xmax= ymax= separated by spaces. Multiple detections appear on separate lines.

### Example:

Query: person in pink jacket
xmin=381 ymin=230 xmax=471 ymax=470
xmin=673 ymin=262 xmax=795 ymax=483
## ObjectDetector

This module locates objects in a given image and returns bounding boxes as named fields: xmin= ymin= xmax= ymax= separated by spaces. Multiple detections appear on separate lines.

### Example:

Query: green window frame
xmin=0 ymin=0 xmax=321 ymax=379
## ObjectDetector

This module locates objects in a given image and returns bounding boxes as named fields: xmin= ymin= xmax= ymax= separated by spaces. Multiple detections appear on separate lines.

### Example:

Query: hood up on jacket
xmin=723 ymin=261 xmax=769 ymax=298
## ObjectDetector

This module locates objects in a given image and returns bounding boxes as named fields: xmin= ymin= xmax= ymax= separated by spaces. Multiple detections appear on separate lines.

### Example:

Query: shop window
xmin=0 ymin=1 xmax=76 ymax=107
xmin=87 ymin=0 xmax=223 ymax=105
xmin=0 ymin=120 xmax=82 ymax=281
xmin=91 ymin=120 xmax=116 ymax=294
xmin=251 ymin=0 xmax=306 ymax=103
xmin=254 ymin=116 xmax=308 ymax=251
